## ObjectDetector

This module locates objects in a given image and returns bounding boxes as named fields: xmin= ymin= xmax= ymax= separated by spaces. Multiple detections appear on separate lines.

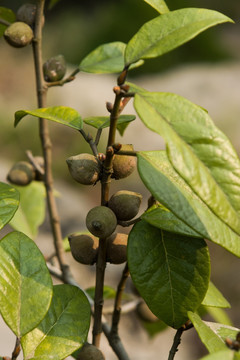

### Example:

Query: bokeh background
xmin=0 ymin=1 xmax=240 ymax=359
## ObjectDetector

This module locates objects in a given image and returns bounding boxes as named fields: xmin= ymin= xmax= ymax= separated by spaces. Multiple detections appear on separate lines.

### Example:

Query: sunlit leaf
xmin=0 ymin=182 xmax=19 ymax=230
xmin=200 ymin=350 xmax=240 ymax=360
xmin=202 ymin=282 xmax=230 ymax=308
xmin=84 ymin=115 xmax=135 ymax=136
xmin=206 ymin=307 xmax=233 ymax=326
xmin=143 ymin=0 xmax=169 ymax=14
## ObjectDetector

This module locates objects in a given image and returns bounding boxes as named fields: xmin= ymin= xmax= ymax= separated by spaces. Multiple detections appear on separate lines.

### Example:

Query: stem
xmin=11 ymin=337 xmax=21 ymax=360
xmin=168 ymin=328 xmax=184 ymax=360
xmin=0 ymin=18 xmax=11 ymax=26
xmin=46 ymin=68 xmax=80 ymax=87
xmin=32 ymin=0 xmax=67 ymax=275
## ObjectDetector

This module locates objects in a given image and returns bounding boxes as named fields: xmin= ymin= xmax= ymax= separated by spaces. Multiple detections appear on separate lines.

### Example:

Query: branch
xmin=46 ymin=68 xmax=80 ymax=87
xmin=11 ymin=337 xmax=21 ymax=360
xmin=0 ymin=18 xmax=10 ymax=27
xmin=79 ymin=129 xmax=98 ymax=156
xmin=168 ymin=322 xmax=193 ymax=360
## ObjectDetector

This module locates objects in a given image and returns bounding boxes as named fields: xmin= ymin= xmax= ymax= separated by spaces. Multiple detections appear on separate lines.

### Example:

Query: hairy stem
xmin=32 ymin=0 xmax=67 ymax=275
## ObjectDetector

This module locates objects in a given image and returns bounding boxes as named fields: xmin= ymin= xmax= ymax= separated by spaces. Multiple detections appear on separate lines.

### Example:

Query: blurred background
xmin=0 ymin=1 xmax=240 ymax=359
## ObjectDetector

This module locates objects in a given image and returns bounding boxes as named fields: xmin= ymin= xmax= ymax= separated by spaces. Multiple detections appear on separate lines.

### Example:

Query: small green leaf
xmin=142 ymin=203 xmax=201 ymax=238
xmin=9 ymin=182 xmax=46 ymax=239
xmin=202 ymin=282 xmax=230 ymax=308
xmin=128 ymin=220 xmax=210 ymax=329
xmin=125 ymin=8 xmax=232 ymax=66
xmin=205 ymin=322 xmax=240 ymax=342
xmin=0 ymin=231 xmax=53 ymax=337
xmin=21 ymin=284 xmax=91 ymax=360
xmin=200 ymin=350 xmax=240 ymax=360
xmin=143 ymin=0 xmax=169 ymax=14
xmin=0 ymin=182 xmax=19 ymax=230
xmin=188 ymin=312 xmax=227 ymax=353
xmin=86 ymin=285 xmax=116 ymax=300
xmin=206 ymin=307 xmax=233 ymax=326
xmin=137 ymin=151 xmax=240 ymax=257
xmin=84 ymin=115 xmax=135 ymax=136
xmin=80 ymin=42 xmax=143 ymax=74
xmin=15 ymin=106 xmax=83 ymax=130
xmin=0 ymin=7 xmax=16 ymax=37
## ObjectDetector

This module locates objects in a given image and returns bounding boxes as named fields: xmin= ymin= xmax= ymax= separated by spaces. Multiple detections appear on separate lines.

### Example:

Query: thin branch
xmin=11 ymin=337 xmax=21 ymax=360
xmin=0 ymin=18 xmax=10 ymax=27
xmin=46 ymin=68 xmax=80 ymax=87
xmin=118 ymin=217 xmax=141 ymax=227
xmin=79 ymin=129 xmax=98 ymax=156
xmin=168 ymin=322 xmax=193 ymax=360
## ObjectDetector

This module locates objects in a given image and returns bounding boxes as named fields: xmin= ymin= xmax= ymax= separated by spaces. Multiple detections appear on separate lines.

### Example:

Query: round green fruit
xmin=77 ymin=343 xmax=105 ymax=360
xmin=43 ymin=55 xmax=66 ymax=82
xmin=68 ymin=233 xmax=99 ymax=265
xmin=112 ymin=144 xmax=137 ymax=179
xmin=106 ymin=232 xmax=128 ymax=264
xmin=7 ymin=161 xmax=36 ymax=186
xmin=66 ymin=153 xmax=101 ymax=185
xmin=108 ymin=190 xmax=142 ymax=221
xmin=4 ymin=22 xmax=33 ymax=48
xmin=86 ymin=206 xmax=117 ymax=238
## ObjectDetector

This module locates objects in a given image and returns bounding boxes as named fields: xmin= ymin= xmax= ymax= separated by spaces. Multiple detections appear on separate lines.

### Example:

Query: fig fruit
xmin=136 ymin=301 xmax=158 ymax=323
xmin=43 ymin=55 xmax=66 ymax=82
xmin=7 ymin=161 xmax=36 ymax=186
xmin=108 ymin=190 xmax=142 ymax=221
xmin=16 ymin=3 xmax=42 ymax=27
xmin=66 ymin=153 xmax=101 ymax=185
xmin=106 ymin=232 xmax=128 ymax=264
xmin=68 ymin=233 xmax=99 ymax=265
xmin=112 ymin=144 xmax=136 ymax=179
xmin=77 ymin=343 xmax=105 ymax=360
xmin=86 ymin=206 xmax=117 ymax=238
xmin=4 ymin=22 xmax=33 ymax=48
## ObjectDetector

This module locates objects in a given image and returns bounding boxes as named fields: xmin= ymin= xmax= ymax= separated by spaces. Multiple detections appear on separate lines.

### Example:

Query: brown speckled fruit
xmin=68 ymin=233 xmax=99 ymax=265
xmin=86 ymin=206 xmax=117 ymax=238
xmin=108 ymin=190 xmax=142 ymax=221
xmin=112 ymin=144 xmax=136 ymax=179
xmin=66 ymin=153 xmax=101 ymax=185
xmin=4 ymin=22 xmax=33 ymax=48
xmin=43 ymin=55 xmax=66 ymax=82
xmin=7 ymin=161 xmax=36 ymax=186
xmin=136 ymin=301 xmax=158 ymax=323
xmin=16 ymin=3 xmax=43 ymax=27
xmin=106 ymin=232 xmax=128 ymax=264
xmin=77 ymin=343 xmax=105 ymax=360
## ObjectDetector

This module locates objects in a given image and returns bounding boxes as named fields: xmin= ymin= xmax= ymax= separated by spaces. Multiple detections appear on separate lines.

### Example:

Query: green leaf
xmin=200 ymin=350 xmax=240 ymax=360
xmin=202 ymin=282 xmax=230 ymax=308
xmin=14 ymin=106 xmax=83 ymax=130
xmin=128 ymin=220 xmax=210 ymax=329
xmin=80 ymin=42 xmax=143 ymax=74
xmin=86 ymin=285 xmax=116 ymax=300
xmin=84 ymin=115 xmax=135 ymax=136
xmin=0 ymin=182 xmax=19 ymax=230
xmin=205 ymin=322 xmax=240 ymax=342
xmin=188 ymin=311 xmax=226 ymax=353
xmin=0 ymin=7 xmax=15 ymax=37
xmin=143 ymin=0 xmax=169 ymax=14
xmin=21 ymin=284 xmax=91 ymax=360
xmin=142 ymin=203 xmax=201 ymax=238
xmin=9 ymin=182 xmax=46 ymax=239
xmin=135 ymin=91 xmax=240 ymax=236
xmin=0 ymin=231 xmax=53 ymax=337
xmin=206 ymin=307 xmax=233 ymax=326
xmin=137 ymin=151 xmax=240 ymax=257
xmin=125 ymin=8 xmax=232 ymax=66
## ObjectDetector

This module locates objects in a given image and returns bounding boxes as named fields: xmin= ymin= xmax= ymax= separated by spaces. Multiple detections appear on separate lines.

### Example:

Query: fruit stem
xmin=0 ymin=18 xmax=11 ymax=26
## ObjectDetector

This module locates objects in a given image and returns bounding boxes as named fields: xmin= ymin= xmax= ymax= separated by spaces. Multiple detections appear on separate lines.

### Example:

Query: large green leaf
xmin=9 ymin=182 xmax=46 ymax=239
xmin=14 ymin=106 xmax=83 ymax=130
xmin=0 ymin=182 xmax=19 ymax=230
xmin=143 ymin=0 xmax=169 ymax=14
xmin=200 ymin=350 xmax=240 ymax=360
xmin=188 ymin=312 xmax=226 ymax=353
xmin=125 ymin=8 xmax=232 ymax=66
xmin=21 ymin=284 xmax=91 ymax=360
xmin=0 ymin=7 xmax=15 ymax=37
xmin=128 ymin=220 xmax=210 ymax=329
xmin=137 ymin=151 xmax=240 ymax=257
xmin=202 ymin=282 xmax=230 ymax=308
xmin=135 ymin=91 xmax=240 ymax=236
xmin=0 ymin=231 xmax=53 ymax=337
xmin=83 ymin=115 xmax=135 ymax=136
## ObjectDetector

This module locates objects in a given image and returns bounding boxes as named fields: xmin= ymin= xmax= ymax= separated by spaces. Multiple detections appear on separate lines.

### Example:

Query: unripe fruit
xmin=4 ymin=22 xmax=33 ymax=48
xmin=86 ymin=206 xmax=117 ymax=238
xmin=77 ymin=343 xmax=105 ymax=360
xmin=43 ymin=55 xmax=66 ymax=82
xmin=66 ymin=153 xmax=101 ymax=185
xmin=7 ymin=161 xmax=36 ymax=186
xmin=16 ymin=4 xmax=42 ymax=27
xmin=112 ymin=144 xmax=136 ymax=179
xmin=106 ymin=232 xmax=128 ymax=264
xmin=108 ymin=190 xmax=142 ymax=221
xmin=68 ymin=233 xmax=99 ymax=265
xmin=136 ymin=301 xmax=158 ymax=323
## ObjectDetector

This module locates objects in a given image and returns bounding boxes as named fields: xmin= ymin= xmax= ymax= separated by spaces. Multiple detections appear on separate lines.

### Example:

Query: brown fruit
xmin=68 ymin=233 xmax=98 ymax=265
xmin=4 ymin=22 xmax=33 ymax=48
xmin=86 ymin=206 xmax=117 ymax=238
xmin=66 ymin=153 xmax=101 ymax=185
xmin=136 ymin=301 xmax=158 ymax=323
xmin=7 ymin=161 xmax=36 ymax=186
xmin=77 ymin=343 xmax=105 ymax=360
xmin=106 ymin=232 xmax=128 ymax=264
xmin=108 ymin=190 xmax=142 ymax=221
xmin=43 ymin=55 xmax=66 ymax=82
xmin=112 ymin=144 xmax=136 ymax=179
xmin=16 ymin=3 xmax=44 ymax=27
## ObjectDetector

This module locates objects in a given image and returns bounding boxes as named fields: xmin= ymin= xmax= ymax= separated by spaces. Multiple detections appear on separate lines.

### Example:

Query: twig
xmin=168 ymin=322 xmax=193 ymax=360
xmin=118 ymin=217 xmax=141 ymax=227
xmin=46 ymin=68 xmax=80 ymax=87
xmin=79 ymin=128 xmax=98 ymax=156
xmin=11 ymin=337 xmax=21 ymax=360
xmin=32 ymin=0 xmax=68 ymax=277
xmin=0 ymin=18 xmax=11 ymax=27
